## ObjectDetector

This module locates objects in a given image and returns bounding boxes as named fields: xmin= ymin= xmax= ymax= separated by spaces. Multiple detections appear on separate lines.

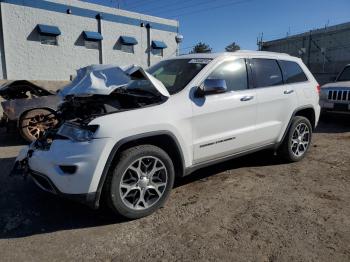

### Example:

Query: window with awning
xmin=151 ymin=41 xmax=167 ymax=49
xmin=83 ymin=31 xmax=103 ymax=41
xmin=83 ymin=31 xmax=103 ymax=49
xmin=37 ymin=24 xmax=61 ymax=45
xmin=152 ymin=41 xmax=167 ymax=56
xmin=119 ymin=36 xmax=138 ymax=54
xmin=120 ymin=36 xmax=138 ymax=45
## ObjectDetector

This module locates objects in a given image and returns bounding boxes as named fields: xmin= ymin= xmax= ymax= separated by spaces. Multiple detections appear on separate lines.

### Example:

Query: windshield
xmin=126 ymin=59 xmax=210 ymax=95
xmin=337 ymin=66 xmax=350 ymax=82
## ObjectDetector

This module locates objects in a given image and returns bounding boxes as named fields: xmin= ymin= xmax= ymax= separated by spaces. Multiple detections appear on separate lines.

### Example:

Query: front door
xmin=191 ymin=59 xmax=257 ymax=164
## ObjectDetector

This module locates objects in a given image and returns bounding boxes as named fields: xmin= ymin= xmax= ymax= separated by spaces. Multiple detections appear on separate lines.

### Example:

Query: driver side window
xmin=208 ymin=59 xmax=248 ymax=92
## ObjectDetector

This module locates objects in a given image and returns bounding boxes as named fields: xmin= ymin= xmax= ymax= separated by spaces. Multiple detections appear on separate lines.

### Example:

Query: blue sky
xmin=83 ymin=0 xmax=350 ymax=53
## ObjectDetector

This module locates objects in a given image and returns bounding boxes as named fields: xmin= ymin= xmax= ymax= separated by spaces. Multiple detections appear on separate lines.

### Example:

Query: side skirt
xmin=184 ymin=143 xmax=275 ymax=176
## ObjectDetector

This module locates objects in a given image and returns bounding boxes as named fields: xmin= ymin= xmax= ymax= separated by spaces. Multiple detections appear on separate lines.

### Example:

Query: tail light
xmin=316 ymin=85 xmax=321 ymax=94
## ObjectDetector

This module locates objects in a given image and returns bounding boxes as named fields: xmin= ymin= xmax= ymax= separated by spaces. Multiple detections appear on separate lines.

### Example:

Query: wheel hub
xmin=138 ymin=176 xmax=149 ymax=188
xmin=297 ymin=136 xmax=302 ymax=143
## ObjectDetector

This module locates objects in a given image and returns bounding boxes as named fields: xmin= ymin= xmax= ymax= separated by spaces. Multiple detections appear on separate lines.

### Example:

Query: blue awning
xmin=83 ymin=31 xmax=103 ymax=41
xmin=37 ymin=24 xmax=61 ymax=36
xmin=152 ymin=40 xmax=167 ymax=49
xmin=120 ymin=36 xmax=138 ymax=45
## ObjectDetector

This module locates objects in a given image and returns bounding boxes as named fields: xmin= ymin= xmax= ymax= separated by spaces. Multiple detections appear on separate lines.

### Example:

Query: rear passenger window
xmin=207 ymin=59 xmax=248 ymax=91
xmin=279 ymin=60 xmax=308 ymax=84
xmin=250 ymin=59 xmax=283 ymax=88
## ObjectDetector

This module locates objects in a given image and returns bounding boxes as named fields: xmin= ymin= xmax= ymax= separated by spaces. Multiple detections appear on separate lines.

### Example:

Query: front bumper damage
xmin=9 ymin=138 xmax=112 ymax=209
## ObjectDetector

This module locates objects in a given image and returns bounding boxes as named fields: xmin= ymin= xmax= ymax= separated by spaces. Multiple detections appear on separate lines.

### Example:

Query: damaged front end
xmin=10 ymin=64 xmax=170 ymax=177
xmin=55 ymin=64 xmax=169 ymax=134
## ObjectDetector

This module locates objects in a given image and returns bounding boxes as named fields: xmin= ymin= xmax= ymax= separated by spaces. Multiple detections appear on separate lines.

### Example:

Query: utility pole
xmin=307 ymin=30 xmax=312 ymax=68
xmin=257 ymin=32 xmax=263 ymax=51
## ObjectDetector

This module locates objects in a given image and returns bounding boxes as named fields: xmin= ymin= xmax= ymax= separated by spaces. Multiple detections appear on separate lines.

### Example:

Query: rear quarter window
xmin=279 ymin=60 xmax=308 ymax=84
xmin=250 ymin=58 xmax=283 ymax=88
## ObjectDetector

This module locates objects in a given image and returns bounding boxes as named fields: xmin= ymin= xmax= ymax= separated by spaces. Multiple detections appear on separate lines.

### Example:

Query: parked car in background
xmin=13 ymin=51 xmax=320 ymax=219
xmin=320 ymin=64 xmax=350 ymax=114
xmin=0 ymin=80 xmax=60 ymax=142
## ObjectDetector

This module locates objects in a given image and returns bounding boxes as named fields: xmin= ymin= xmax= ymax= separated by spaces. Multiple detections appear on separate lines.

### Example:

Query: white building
xmin=0 ymin=0 xmax=180 ymax=81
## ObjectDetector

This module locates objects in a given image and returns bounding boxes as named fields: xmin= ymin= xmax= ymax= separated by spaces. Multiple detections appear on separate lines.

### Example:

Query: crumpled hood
xmin=322 ymin=81 xmax=350 ymax=89
xmin=60 ymin=64 xmax=170 ymax=98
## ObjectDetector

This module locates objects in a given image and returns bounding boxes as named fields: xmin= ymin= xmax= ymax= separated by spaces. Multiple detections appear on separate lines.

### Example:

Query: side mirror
xmin=196 ymin=79 xmax=227 ymax=97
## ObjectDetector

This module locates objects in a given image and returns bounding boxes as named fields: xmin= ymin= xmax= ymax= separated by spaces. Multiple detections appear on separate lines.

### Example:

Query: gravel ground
xmin=0 ymin=115 xmax=349 ymax=262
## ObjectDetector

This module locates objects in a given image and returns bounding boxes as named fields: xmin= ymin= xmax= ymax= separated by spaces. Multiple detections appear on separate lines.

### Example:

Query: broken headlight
xmin=57 ymin=123 xmax=99 ymax=142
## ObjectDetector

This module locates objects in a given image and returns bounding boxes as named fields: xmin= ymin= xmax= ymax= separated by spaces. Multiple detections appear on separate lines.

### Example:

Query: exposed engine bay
xmin=32 ymin=64 xmax=169 ymax=148
xmin=58 ymin=89 xmax=164 ymax=124
xmin=0 ymin=64 xmax=170 ymax=143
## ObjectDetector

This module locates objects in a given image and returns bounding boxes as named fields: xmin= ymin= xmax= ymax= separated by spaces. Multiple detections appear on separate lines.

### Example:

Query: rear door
xmin=249 ymin=58 xmax=298 ymax=145
xmin=191 ymin=58 xmax=257 ymax=164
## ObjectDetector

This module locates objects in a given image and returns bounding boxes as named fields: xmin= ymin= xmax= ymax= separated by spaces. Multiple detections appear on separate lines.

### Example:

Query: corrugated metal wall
xmin=261 ymin=22 xmax=350 ymax=84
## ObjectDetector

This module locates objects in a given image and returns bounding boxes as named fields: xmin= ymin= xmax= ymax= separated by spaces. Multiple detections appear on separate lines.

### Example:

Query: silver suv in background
xmin=320 ymin=65 xmax=350 ymax=114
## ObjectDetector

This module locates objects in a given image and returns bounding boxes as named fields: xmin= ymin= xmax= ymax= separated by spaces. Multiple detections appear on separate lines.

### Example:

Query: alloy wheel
xmin=26 ymin=113 xmax=57 ymax=140
xmin=119 ymin=156 xmax=168 ymax=210
xmin=291 ymin=122 xmax=310 ymax=157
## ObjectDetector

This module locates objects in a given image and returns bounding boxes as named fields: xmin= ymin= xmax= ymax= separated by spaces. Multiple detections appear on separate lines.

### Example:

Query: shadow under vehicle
xmin=0 ymin=80 xmax=60 ymax=142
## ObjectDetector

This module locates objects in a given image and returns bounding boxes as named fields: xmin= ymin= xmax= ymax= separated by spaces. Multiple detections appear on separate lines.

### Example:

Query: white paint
xmin=26 ymin=52 xmax=321 ymax=195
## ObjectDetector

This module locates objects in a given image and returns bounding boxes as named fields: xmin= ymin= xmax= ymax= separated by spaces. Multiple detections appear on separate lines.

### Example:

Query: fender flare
xmin=92 ymin=130 xmax=185 ymax=209
xmin=274 ymin=105 xmax=316 ymax=150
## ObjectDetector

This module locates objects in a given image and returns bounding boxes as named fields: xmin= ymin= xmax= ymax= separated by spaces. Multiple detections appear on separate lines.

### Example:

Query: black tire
xmin=19 ymin=109 xmax=58 ymax=142
xmin=105 ymin=145 xmax=175 ymax=219
xmin=279 ymin=116 xmax=313 ymax=162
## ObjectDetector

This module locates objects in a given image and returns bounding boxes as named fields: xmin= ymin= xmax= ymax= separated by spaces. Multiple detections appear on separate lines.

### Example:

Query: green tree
xmin=190 ymin=42 xmax=212 ymax=53
xmin=225 ymin=42 xmax=241 ymax=52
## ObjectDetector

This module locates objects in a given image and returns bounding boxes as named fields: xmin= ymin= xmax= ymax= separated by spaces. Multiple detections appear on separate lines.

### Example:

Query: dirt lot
xmin=0 ymin=115 xmax=349 ymax=262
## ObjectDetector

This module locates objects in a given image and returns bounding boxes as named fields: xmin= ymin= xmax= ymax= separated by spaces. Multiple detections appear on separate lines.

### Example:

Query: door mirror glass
xmin=196 ymin=79 xmax=227 ymax=97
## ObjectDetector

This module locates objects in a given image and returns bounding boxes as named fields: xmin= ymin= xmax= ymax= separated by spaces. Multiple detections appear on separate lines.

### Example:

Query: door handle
xmin=240 ymin=96 xmax=254 ymax=101
xmin=284 ymin=90 xmax=294 ymax=94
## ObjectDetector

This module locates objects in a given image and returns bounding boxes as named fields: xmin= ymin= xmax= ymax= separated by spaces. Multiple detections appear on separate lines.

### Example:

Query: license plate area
xmin=334 ymin=103 xmax=349 ymax=111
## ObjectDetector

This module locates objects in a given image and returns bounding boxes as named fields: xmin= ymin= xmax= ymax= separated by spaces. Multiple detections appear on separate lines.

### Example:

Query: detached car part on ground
xmin=0 ymin=80 xmax=60 ymax=142
xmin=12 ymin=51 xmax=321 ymax=219
xmin=320 ymin=64 xmax=350 ymax=114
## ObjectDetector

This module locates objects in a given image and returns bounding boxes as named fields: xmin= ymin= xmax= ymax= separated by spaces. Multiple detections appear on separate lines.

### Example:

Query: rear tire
xmin=105 ymin=145 xmax=175 ymax=219
xmin=19 ymin=109 xmax=58 ymax=142
xmin=279 ymin=116 xmax=313 ymax=162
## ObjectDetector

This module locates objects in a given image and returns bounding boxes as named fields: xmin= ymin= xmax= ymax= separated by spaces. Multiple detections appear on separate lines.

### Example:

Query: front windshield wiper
xmin=117 ymin=87 xmax=159 ymax=97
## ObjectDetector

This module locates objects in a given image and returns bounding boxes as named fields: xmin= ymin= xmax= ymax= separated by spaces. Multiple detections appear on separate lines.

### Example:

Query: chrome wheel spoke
xmin=120 ymin=183 xmax=138 ymax=198
xmin=149 ymin=182 xmax=166 ymax=197
xmin=148 ymin=159 xmax=166 ymax=179
xmin=135 ymin=189 xmax=149 ymax=209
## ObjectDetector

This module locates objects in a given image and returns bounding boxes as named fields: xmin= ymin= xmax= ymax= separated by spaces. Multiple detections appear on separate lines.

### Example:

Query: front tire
xmin=106 ymin=145 xmax=175 ymax=219
xmin=279 ymin=116 xmax=313 ymax=162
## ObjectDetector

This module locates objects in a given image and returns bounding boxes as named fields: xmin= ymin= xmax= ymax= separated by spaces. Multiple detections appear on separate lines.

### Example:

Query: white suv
xmin=14 ymin=51 xmax=320 ymax=219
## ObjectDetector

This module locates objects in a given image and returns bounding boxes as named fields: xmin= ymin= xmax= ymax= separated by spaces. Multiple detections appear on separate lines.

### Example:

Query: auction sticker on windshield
xmin=188 ymin=59 xmax=212 ymax=64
